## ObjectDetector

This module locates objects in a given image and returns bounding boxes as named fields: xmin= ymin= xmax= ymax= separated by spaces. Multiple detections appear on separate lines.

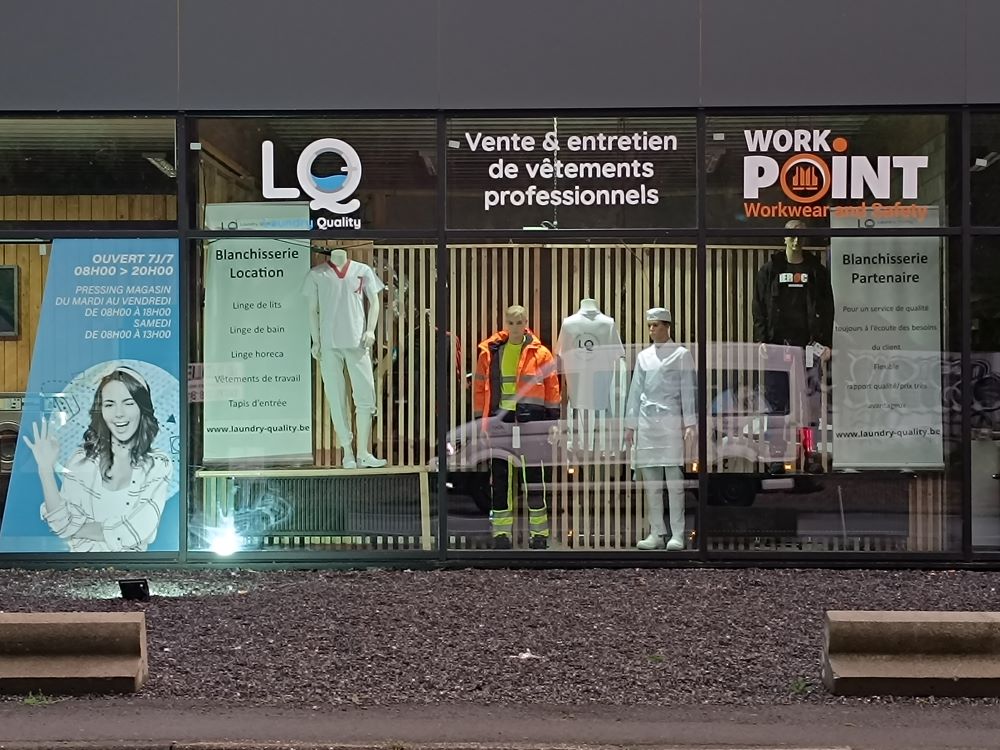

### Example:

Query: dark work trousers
xmin=489 ymin=456 xmax=551 ymax=539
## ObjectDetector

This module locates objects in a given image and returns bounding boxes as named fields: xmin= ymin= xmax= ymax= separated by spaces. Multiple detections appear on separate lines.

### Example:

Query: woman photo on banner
xmin=22 ymin=364 xmax=173 ymax=552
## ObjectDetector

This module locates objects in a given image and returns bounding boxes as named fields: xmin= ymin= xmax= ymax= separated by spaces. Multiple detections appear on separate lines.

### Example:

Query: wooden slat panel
xmin=440 ymin=243 xmax=713 ymax=550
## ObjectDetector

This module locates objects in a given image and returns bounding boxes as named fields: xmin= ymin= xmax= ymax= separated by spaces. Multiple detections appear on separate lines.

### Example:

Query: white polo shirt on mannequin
xmin=302 ymin=259 xmax=385 ymax=350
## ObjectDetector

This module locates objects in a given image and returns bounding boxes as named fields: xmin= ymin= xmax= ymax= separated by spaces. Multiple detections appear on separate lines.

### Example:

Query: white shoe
xmin=637 ymin=533 xmax=666 ymax=550
xmin=342 ymin=451 xmax=357 ymax=470
xmin=358 ymin=453 xmax=387 ymax=469
xmin=666 ymin=535 xmax=685 ymax=551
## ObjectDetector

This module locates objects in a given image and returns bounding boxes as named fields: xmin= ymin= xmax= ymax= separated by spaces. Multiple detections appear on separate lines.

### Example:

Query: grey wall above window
xmin=0 ymin=0 xmax=996 ymax=111
xmin=0 ymin=0 xmax=178 ymax=111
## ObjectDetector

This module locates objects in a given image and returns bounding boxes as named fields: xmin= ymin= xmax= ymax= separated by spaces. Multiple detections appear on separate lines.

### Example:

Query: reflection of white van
xmin=438 ymin=342 xmax=824 ymax=512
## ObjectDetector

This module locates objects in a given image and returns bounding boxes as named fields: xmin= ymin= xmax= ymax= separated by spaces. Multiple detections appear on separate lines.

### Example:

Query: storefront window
xmin=444 ymin=240 xmax=699 ymax=552
xmin=0 ymin=118 xmax=177 ymax=225
xmin=970 ymin=237 xmax=1000 ymax=549
xmin=705 ymin=113 xmax=956 ymax=230
xmin=971 ymin=113 xmax=1000 ymax=226
xmin=188 ymin=228 xmax=437 ymax=554
xmin=705 ymin=232 xmax=961 ymax=552
xmin=446 ymin=116 xmax=697 ymax=229
xmin=194 ymin=117 xmax=437 ymax=232
xmin=0 ymin=238 xmax=182 ymax=554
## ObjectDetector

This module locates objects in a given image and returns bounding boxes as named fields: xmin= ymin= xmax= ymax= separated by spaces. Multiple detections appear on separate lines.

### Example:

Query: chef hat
xmin=645 ymin=307 xmax=672 ymax=323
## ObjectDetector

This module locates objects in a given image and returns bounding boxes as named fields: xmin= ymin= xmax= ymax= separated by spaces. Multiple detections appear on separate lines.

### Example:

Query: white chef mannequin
xmin=303 ymin=247 xmax=387 ymax=469
xmin=625 ymin=307 xmax=696 ymax=551
xmin=554 ymin=298 xmax=626 ymax=451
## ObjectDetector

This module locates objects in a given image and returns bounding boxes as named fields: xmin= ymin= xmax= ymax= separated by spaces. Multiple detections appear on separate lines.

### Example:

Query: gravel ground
xmin=1 ymin=567 xmax=999 ymax=707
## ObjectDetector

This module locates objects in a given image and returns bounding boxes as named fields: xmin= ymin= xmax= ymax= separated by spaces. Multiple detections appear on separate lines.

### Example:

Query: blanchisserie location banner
xmin=0 ymin=238 xmax=180 ymax=553
xmin=830 ymin=209 xmax=944 ymax=470
xmin=202 ymin=203 xmax=313 ymax=463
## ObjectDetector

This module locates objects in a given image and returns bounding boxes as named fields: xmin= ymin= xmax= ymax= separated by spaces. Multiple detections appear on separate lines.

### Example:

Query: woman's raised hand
xmin=23 ymin=418 xmax=60 ymax=472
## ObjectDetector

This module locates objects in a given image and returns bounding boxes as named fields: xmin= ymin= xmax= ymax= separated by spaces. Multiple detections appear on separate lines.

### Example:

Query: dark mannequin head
xmin=784 ymin=219 xmax=806 ymax=257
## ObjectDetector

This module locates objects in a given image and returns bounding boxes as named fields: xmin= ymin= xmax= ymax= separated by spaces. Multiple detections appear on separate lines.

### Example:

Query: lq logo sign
xmin=262 ymin=139 xmax=362 ymax=220
xmin=741 ymin=129 xmax=930 ymax=222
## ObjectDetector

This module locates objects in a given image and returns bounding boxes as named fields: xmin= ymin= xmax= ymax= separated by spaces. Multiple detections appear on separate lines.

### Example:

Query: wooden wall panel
xmin=304 ymin=243 xmax=439 ymax=470
xmin=442 ymin=242 xmax=948 ymax=552
xmin=198 ymin=153 xmax=257 ymax=219
xmin=0 ymin=193 xmax=174 ymax=393
xmin=448 ymin=243 xmax=700 ymax=549
xmin=189 ymin=236 xmax=952 ymax=554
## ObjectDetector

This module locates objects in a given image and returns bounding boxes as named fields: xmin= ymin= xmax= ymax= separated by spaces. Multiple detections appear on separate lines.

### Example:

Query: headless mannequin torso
xmin=326 ymin=248 xmax=380 ymax=349
xmin=555 ymin=297 xmax=627 ymax=451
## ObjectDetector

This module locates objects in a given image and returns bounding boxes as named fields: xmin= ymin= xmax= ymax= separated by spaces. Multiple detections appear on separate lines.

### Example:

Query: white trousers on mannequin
xmin=318 ymin=347 xmax=377 ymax=446
xmin=638 ymin=465 xmax=685 ymax=538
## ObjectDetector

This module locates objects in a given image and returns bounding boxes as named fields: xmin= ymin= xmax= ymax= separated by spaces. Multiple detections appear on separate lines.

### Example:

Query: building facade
xmin=1 ymin=0 xmax=999 ymax=565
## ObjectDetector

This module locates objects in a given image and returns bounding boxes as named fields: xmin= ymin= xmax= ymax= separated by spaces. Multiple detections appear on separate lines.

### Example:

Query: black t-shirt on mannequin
xmin=752 ymin=250 xmax=834 ymax=349
xmin=771 ymin=262 xmax=812 ymax=347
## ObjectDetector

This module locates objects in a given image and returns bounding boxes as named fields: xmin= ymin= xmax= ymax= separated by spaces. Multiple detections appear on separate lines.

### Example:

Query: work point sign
xmin=742 ymin=128 xmax=930 ymax=222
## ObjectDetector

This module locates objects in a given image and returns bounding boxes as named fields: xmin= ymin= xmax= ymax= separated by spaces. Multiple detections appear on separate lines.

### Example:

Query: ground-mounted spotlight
xmin=118 ymin=578 xmax=150 ymax=601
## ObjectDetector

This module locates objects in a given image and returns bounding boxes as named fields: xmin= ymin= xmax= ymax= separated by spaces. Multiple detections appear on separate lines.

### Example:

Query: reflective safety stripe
xmin=490 ymin=459 xmax=516 ymax=536
xmin=473 ymin=373 xmax=488 ymax=382
xmin=491 ymin=512 xmax=514 ymax=531
xmin=525 ymin=456 xmax=549 ymax=537
xmin=529 ymin=510 xmax=550 ymax=536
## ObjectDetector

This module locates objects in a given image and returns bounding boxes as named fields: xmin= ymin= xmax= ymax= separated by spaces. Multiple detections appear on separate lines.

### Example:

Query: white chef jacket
xmin=625 ymin=342 xmax=697 ymax=467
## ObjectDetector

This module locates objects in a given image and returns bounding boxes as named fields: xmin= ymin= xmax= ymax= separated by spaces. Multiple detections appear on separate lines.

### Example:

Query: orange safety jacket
xmin=473 ymin=329 xmax=561 ymax=423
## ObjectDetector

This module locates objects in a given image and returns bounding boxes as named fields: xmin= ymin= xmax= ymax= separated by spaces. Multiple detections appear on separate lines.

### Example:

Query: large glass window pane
xmin=971 ymin=237 xmax=1000 ymax=550
xmin=0 ymin=239 xmax=182 ymax=554
xmin=194 ymin=117 xmax=437 ymax=232
xmin=446 ymin=117 xmax=697 ymax=229
xmin=705 ymin=231 xmax=960 ymax=552
xmin=444 ymin=239 xmax=699 ymax=553
xmin=188 ymin=230 xmax=438 ymax=554
xmin=0 ymin=118 xmax=177 ymax=225
xmin=971 ymin=113 xmax=1000 ymax=226
xmin=706 ymin=113 xmax=956 ymax=230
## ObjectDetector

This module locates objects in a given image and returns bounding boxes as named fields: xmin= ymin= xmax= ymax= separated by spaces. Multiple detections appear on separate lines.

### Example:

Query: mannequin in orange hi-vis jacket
xmin=473 ymin=304 xmax=561 ymax=550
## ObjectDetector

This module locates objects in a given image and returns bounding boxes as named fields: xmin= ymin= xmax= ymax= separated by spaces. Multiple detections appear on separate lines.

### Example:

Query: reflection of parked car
xmin=436 ymin=342 xmax=825 ymax=512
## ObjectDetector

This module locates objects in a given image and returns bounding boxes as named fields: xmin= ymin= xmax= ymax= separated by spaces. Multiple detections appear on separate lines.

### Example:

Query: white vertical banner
xmin=830 ymin=208 xmax=943 ymax=469
xmin=202 ymin=203 xmax=314 ymax=463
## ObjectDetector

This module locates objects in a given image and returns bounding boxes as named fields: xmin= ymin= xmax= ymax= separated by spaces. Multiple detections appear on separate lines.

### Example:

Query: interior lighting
xmin=209 ymin=514 xmax=241 ymax=556
xmin=972 ymin=152 xmax=1000 ymax=172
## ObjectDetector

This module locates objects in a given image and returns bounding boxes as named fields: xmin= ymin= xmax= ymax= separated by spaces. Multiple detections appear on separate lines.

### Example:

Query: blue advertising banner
xmin=0 ymin=239 xmax=180 ymax=553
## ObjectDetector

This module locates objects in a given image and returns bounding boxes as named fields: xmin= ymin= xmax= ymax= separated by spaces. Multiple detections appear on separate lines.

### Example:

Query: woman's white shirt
xmin=40 ymin=449 xmax=173 ymax=552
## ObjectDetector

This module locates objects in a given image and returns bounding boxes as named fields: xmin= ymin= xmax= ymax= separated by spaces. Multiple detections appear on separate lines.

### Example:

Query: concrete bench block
xmin=0 ymin=612 xmax=148 ymax=695
xmin=822 ymin=610 xmax=1000 ymax=697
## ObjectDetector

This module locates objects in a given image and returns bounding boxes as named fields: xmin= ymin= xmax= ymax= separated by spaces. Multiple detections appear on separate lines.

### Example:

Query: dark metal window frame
xmin=2 ymin=105 xmax=999 ymax=567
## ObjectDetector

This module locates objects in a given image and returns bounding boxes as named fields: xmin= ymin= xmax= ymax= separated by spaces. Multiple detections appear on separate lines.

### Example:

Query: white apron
xmin=625 ymin=343 xmax=697 ymax=467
